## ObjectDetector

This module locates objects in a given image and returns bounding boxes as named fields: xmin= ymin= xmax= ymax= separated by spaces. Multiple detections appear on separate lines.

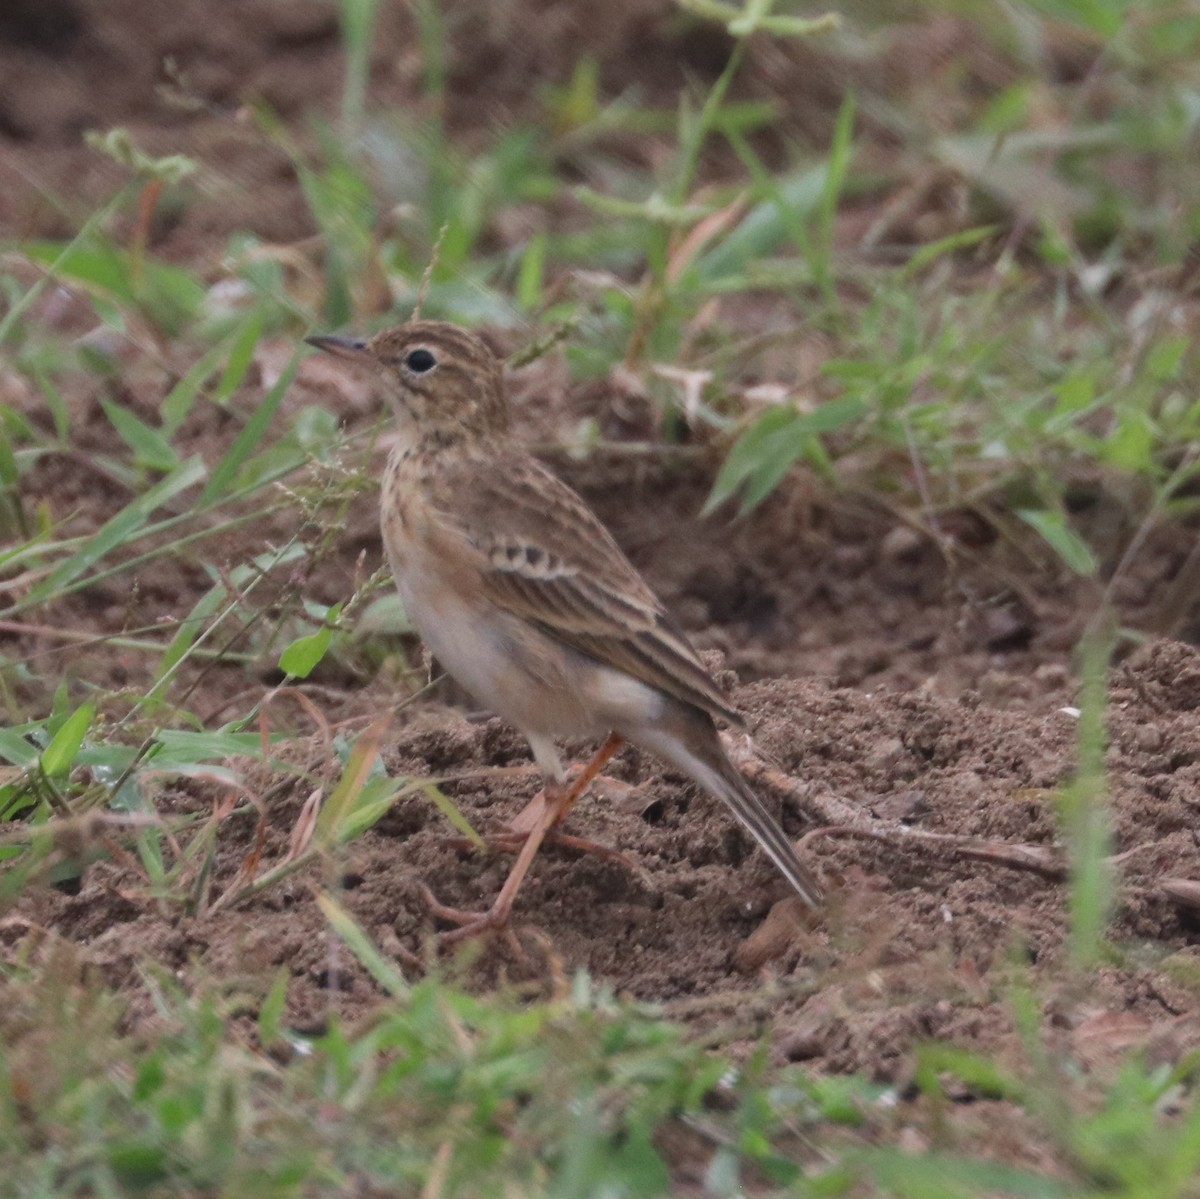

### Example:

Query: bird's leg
xmin=508 ymin=732 xmax=626 ymax=836
xmin=551 ymin=732 xmax=625 ymax=823
xmin=424 ymin=734 xmax=627 ymax=944
xmin=443 ymin=733 xmax=629 ymax=859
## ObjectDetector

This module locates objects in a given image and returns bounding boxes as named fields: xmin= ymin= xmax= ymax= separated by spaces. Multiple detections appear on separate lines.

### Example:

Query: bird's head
xmin=305 ymin=320 xmax=509 ymax=442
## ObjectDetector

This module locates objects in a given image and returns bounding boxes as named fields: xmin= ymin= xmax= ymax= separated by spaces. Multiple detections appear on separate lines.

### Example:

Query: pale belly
xmin=389 ymin=544 xmax=664 ymax=741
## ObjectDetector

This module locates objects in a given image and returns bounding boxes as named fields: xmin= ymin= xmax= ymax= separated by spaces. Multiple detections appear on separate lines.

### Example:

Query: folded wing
xmin=436 ymin=451 xmax=744 ymax=728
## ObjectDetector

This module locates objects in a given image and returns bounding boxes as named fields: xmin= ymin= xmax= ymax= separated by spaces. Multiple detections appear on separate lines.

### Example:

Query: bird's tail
xmin=629 ymin=719 xmax=823 ymax=910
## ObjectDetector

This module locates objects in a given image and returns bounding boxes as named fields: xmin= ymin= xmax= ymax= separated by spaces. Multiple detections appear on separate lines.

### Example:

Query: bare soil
xmin=4 ymin=0 xmax=1200 ymax=1111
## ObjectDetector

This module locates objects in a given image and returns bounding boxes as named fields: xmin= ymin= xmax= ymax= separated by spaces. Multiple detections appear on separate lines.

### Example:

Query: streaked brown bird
xmin=306 ymin=320 xmax=823 ymax=940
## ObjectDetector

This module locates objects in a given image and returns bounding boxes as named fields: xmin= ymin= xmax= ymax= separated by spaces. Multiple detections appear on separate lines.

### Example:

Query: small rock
xmin=976 ymin=605 xmax=1034 ymax=652
xmin=1034 ymin=662 xmax=1070 ymax=689
xmin=780 ymin=1020 xmax=825 ymax=1061
xmin=831 ymin=544 xmax=869 ymax=574
xmin=897 ymin=1127 xmax=930 ymax=1154
xmin=733 ymin=896 xmax=811 ymax=972
xmin=1072 ymin=1010 xmax=1155 ymax=1071
xmin=865 ymin=736 xmax=906 ymax=773
xmin=881 ymin=524 xmax=926 ymax=562
xmin=1134 ymin=725 xmax=1164 ymax=753
xmin=872 ymin=789 xmax=928 ymax=823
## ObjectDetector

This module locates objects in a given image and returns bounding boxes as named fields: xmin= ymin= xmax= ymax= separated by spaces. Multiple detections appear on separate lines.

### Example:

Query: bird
xmin=305 ymin=320 xmax=823 ymax=941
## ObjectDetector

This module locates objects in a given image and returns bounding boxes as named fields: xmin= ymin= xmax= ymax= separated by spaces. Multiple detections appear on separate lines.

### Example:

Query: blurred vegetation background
xmin=3 ymin=1 xmax=1200 ymax=1195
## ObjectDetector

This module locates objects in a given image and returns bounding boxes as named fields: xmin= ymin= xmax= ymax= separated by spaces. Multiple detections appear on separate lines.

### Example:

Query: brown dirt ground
xmin=4 ymin=0 xmax=1200 ymax=1118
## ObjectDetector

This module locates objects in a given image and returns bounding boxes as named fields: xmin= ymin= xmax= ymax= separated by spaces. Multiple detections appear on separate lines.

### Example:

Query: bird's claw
xmin=418 ymin=882 xmax=528 ymax=958
xmin=440 ymin=825 xmax=638 ymax=871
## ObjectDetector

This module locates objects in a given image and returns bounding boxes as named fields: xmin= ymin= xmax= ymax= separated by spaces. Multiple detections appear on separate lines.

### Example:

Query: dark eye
xmin=404 ymin=348 xmax=437 ymax=373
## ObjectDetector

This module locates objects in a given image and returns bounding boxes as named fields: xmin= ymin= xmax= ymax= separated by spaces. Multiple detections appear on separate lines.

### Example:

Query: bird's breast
xmin=379 ymin=453 xmax=429 ymax=571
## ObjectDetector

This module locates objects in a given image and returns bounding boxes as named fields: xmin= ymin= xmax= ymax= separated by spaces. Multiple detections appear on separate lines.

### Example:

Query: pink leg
xmin=424 ymin=734 xmax=626 ymax=944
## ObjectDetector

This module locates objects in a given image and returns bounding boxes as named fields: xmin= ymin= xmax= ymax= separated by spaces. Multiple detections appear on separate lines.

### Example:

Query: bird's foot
xmin=418 ymin=882 xmax=527 ymax=956
xmin=442 ymin=786 xmax=639 ymax=870
xmin=442 ymin=826 xmax=635 ymax=869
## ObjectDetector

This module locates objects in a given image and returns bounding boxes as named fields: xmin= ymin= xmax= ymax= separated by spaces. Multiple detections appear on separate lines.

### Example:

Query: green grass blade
xmin=154 ymin=580 xmax=230 ymax=686
xmin=198 ymin=354 xmax=299 ymax=505
xmin=22 ymin=455 xmax=206 ymax=609
xmin=161 ymin=336 xmax=233 ymax=436
xmin=1016 ymin=509 xmax=1097 ymax=577
xmin=315 ymin=720 xmax=390 ymax=845
xmin=1063 ymin=626 xmax=1114 ymax=968
xmin=317 ymin=891 xmax=408 ymax=996
xmin=337 ymin=0 xmax=382 ymax=132
xmin=416 ymin=779 xmax=484 ymax=849
xmin=213 ymin=308 xmax=264 ymax=404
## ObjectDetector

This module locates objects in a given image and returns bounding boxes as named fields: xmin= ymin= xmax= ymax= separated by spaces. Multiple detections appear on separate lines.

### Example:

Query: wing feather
xmin=434 ymin=449 xmax=744 ymax=727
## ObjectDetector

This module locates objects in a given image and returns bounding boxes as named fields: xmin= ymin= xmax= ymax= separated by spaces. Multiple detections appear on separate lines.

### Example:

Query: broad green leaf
xmin=915 ymin=1043 xmax=1023 ymax=1102
xmin=706 ymin=406 xmax=796 ymax=510
xmin=1052 ymin=373 xmax=1095 ymax=417
xmin=554 ymin=56 xmax=600 ymax=129
xmin=278 ymin=628 xmax=331 ymax=678
xmin=258 ymin=969 xmax=290 ymax=1045
xmin=695 ymin=165 xmax=825 ymax=282
xmin=0 ymin=787 xmax=36 ymax=821
xmin=75 ymin=743 xmax=138 ymax=771
xmin=40 ymin=702 xmax=95 ymax=776
xmin=1027 ymin=0 xmax=1125 ymax=38
xmin=19 ymin=239 xmax=205 ymax=334
xmin=279 ymin=604 xmax=341 ymax=678
xmin=335 ymin=775 xmax=405 ymax=843
xmin=976 ymin=81 xmax=1033 ymax=135
xmin=154 ymin=729 xmax=274 ymax=764
xmin=705 ymin=397 xmax=866 ymax=515
xmin=20 ymin=240 xmax=134 ymax=302
xmin=1100 ymin=408 xmax=1154 ymax=473
xmin=0 ymin=728 xmax=39 ymax=769
xmin=1146 ymin=334 xmax=1188 ymax=383
xmin=0 ymin=428 xmax=19 ymax=488
xmin=516 ymin=232 xmax=546 ymax=310
xmin=1017 ymin=508 xmax=1097 ymax=576
xmin=353 ymin=592 xmax=413 ymax=637
xmin=100 ymin=397 xmax=179 ymax=471
xmin=861 ymin=1148 xmax=1075 ymax=1199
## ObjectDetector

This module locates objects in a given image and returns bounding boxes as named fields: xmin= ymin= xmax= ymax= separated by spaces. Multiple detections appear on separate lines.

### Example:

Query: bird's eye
xmin=404 ymin=348 xmax=437 ymax=373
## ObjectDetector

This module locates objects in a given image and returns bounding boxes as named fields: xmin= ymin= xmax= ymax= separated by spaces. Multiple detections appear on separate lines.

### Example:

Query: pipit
xmin=306 ymin=320 xmax=823 ymax=940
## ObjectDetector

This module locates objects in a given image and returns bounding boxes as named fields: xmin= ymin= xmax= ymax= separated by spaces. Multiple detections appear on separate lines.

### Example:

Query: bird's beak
xmin=304 ymin=333 xmax=370 ymax=361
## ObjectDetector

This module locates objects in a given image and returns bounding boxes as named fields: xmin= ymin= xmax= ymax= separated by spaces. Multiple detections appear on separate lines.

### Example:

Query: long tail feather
xmin=629 ymin=723 xmax=823 ymax=909
xmin=708 ymin=749 xmax=824 ymax=909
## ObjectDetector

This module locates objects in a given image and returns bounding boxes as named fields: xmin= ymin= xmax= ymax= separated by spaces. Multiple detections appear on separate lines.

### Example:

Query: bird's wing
xmin=433 ymin=448 xmax=744 ymax=727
